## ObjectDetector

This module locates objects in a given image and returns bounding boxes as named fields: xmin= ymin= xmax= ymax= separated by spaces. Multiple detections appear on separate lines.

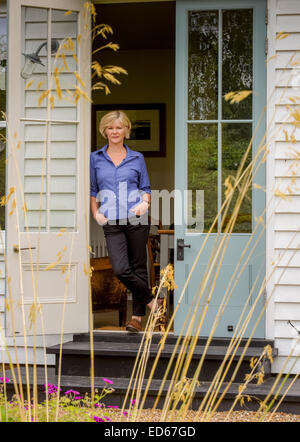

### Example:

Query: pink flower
xmin=104 ymin=416 xmax=112 ymax=421
xmin=103 ymin=378 xmax=114 ymax=385
xmin=0 ymin=377 xmax=10 ymax=383
xmin=65 ymin=389 xmax=81 ymax=396
xmin=94 ymin=416 xmax=105 ymax=422
xmin=44 ymin=384 xmax=61 ymax=395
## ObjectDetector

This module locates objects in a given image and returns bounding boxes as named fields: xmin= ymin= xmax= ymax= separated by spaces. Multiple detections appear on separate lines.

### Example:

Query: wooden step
xmin=46 ymin=332 xmax=277 ymax=383
xmin=3 ymin=366 xmax=300 ymax=414
xmin=73 ymin=331 xmax=275 ymax=347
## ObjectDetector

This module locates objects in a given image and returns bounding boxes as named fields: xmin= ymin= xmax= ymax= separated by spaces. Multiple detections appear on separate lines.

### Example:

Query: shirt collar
xmin=97 ymin=144 xmax=140 ymax=159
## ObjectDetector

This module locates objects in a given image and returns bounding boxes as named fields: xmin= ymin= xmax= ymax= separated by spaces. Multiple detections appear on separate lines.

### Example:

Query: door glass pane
xmin=21 ymin=6 xmax=78 ymax=232
xmin=222 ymin=9 xmax=253 ymax=120
xmin=188 ymin=124 xmax=218 ymax=232
xmin=188 ymin=11 xmax=218 ymax=120
xmin=51 ymin=9 xmax=78 ymax=121
xmin=187 ymin=7 xmax=254 ymax=234
xmin=222 ymin=123 xmax=252 ymax=233
xmin=22 ymin=7 xmax=49 ymax=118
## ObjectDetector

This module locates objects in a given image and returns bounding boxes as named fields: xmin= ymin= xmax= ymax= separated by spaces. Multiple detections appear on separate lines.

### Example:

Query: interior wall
xmin=90 ymin=1 xmax=175 ymax=244
xmin=92 ymin=48 xmax=175 ymax=192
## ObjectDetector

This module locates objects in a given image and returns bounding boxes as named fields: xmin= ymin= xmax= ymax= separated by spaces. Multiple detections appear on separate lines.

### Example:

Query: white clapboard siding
xmin=277 ymin=0 xmax=300 ymax=14
xmin=275 ymin=159 xmax=300 ymax=177
xmin=275 ymin=106 xmax=300 ymax=125
xmin=275 ymin=196 xmax=300 ymax=212
xmin=275 ymin=34 xmax=300 ymax=51
xmin=275 ymin=231 xmax=300 ymax=250
xmin=275 ymin=52 xmax=300 ymax=69
xmin=275 ymin=88 xmax=300 ymax=105
xmin=275 ymin=214 xmax=300 ymax=230
xmin=22 ymin=5 xmax=78 ymax=232
xmin=275 ymin=284 xmax=300 ymax=302
xmin=267 ymin=0 xmax=300 ymax=374
xmin=0 ymin=244 xmax=5 ymax=337
xmin=275 ymin=124 xmax=300 ymax=142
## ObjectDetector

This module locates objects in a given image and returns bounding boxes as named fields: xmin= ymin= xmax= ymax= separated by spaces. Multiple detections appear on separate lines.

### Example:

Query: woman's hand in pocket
xmin=130 ymin=200 xmax=149 ymax=217
xmin=94 ymin=212 xmax=108 ymax=226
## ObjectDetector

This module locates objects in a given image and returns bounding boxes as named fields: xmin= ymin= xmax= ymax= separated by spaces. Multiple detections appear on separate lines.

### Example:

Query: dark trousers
xmin=102 ymin=220 xmax=153 ymax=316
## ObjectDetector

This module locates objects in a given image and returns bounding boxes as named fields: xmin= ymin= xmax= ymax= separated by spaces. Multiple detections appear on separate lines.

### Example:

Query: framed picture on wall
xmin=91 ymin=103 xmax=166 ymax=157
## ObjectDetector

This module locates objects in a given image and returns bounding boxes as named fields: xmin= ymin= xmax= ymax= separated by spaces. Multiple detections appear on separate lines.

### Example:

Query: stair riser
xmin=5 ymin=384 xmax=299 ymax=414
xmin=56 ymin=354 xmax=263 ymax=383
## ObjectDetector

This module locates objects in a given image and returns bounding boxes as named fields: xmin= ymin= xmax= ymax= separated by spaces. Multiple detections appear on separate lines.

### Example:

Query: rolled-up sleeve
xmin=138 ymin=155 xmax=151 ymax=195
xmin=90 ymin=153 xmax=99 ymax=198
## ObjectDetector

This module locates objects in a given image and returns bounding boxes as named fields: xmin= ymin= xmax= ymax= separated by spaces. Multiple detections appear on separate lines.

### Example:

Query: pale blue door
xmin=174 ymin=0 xmax=266 ymax=338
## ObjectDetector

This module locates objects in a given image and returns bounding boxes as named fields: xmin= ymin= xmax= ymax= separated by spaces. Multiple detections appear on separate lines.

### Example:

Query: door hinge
xmin=265 ymin=37 xmax=268 ymax=56
xmin=265 ymin=7 xmax=268 ymax=26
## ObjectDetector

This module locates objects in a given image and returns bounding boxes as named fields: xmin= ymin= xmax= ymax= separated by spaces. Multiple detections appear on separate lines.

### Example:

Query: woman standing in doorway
xmin=90 ymin=110 xmax=164 ymax=332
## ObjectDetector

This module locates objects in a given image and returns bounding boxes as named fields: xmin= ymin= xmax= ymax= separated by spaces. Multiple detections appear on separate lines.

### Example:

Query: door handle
xmin=177 ymin=238 xmax=191 ymax=261
xmin=13 ymin=245 xmax=36 ymax=253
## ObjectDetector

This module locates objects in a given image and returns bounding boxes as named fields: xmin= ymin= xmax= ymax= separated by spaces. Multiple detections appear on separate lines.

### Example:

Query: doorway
xmin=90 ymin=1 xmax=176 ymax=331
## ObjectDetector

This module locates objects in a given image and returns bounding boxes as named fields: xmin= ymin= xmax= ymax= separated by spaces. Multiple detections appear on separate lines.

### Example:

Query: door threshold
xmin=93 ymin=329 xmax=174 ymax=335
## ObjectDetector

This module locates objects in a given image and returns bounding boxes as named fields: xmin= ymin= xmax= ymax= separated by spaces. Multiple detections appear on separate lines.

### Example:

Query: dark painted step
xmin=46 ymin=332 xmax=277 ymax=383
xmin=73 ymin=331 xmax=275 ymax=347
xmin=4 ymin=366 xmax=300 ymax=414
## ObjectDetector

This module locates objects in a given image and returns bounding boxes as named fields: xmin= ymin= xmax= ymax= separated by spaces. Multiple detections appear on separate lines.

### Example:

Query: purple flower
xmin=74 ymin=396 xmax=83 ymax=400
xmin=123 ymin=411 xmax=129 ymax=417
xmin=103 ymin=378 xmax=114 ymax=385
xmin=107 ymin=405 xmax=119 ymax=409
xmin=44 ymin=384 xmax=61 ymax=395
xmin=131 ymin=399 xmax=137 ymax=405
xmin=94 ymin=416 xmax=105 ymax=422
xmin=0 ymin=377 xmax=10 ymax=383
xmin=65 ymin=389 xmax=81 ymax=396
xmin=104 ymin=416 xmax=112 ymax=421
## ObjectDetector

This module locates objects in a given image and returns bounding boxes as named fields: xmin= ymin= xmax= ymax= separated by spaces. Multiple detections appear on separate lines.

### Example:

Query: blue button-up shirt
xmin=90 ymin=144 xmax=151 ymax=220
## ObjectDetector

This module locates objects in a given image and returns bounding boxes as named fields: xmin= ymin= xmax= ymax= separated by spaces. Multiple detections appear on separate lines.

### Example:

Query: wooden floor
xmin=93 ymin=299 xmax=174 ymax=331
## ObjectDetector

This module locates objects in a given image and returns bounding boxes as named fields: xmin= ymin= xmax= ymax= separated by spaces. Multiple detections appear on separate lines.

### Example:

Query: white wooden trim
xmin=21 ymin=118 xmax=80 ymax=124
xmin=12 ymin=0 xmax=84 ymax=11
xmin=93 ymin=0 xmax=174 ymax=3
xmin=0 ymin=231 xmax=4 ymax=253
xmin=265 ymin=0 xmax=300 ymax=374
xmin=265 ymin=0 xmax=277 ymax=341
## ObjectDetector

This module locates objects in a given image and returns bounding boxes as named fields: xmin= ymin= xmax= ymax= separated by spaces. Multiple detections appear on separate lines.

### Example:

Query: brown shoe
xmin=126 ymin=318 xmax=142 ymax=333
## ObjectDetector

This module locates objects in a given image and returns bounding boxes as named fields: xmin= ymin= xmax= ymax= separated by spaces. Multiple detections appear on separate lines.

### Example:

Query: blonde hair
xmin=99 ymin=110 xmax=131 ymax=139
